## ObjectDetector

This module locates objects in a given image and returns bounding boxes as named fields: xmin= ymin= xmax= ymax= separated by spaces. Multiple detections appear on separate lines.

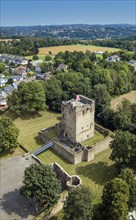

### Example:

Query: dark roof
xmin=3 ymin=85 xmax=16 ymax=95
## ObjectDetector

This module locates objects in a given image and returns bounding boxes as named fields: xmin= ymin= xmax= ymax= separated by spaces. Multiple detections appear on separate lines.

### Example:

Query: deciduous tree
xmin=20 ymin=164 xmax=61 ymax=212
xmin=63 ymin=187 xmax=93 ymax=220
xmin=0 ymin=117 xmax=19 ymax=153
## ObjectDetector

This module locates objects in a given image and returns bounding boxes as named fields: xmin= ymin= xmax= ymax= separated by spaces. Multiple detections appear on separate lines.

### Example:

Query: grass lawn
xmin=82 ymin=130 xmax=104 ymax=146
xmin=25 ymin=55 xmax=46 ymax=61
xmin=0 ymin=111 xmax=61 ymax=153
xmin=38 ymin=147 xmax=116 ymax=204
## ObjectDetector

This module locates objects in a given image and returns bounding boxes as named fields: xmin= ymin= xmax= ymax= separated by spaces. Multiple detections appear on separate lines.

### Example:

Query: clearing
xmin=110 ymin=90 xmax=136 ymax=111
xmin=38 ymin=44 xmax=119 ymax=55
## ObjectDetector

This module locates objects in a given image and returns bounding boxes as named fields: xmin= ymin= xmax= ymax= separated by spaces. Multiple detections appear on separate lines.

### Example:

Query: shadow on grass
xmin=56 ymin=116 xmax=62 ymax=121
xmin=75 ymin=161 xmax=117 ymax=186
xmin=0 ymin=149 xmax=14 ymax=159
xmin=34 ymin=136 xmax=44 ymax=146
xmin=4 ymin=110 xmax=42 ymax=121
xmin=1 ymin=189 xmax=36 ymax=219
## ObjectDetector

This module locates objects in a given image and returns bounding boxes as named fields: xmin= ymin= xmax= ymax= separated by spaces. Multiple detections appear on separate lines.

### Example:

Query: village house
xmin=56 ymin=64 xmax=68 ymax=72
xmin=3 ymin=84 xmax=17 ymax=95
xmin=0 ymin=90 xmax=7 ymax=99
xmin=31 ymin=59 xmax=43 ymax=67
xmin=0 ymin=74 xmax=5 ymax=78
xmin=44 ymin=71 xmax=52 ymax=80
xmin=0 ymin=78 xmax=8 ymax=87
xmin=0 ymin=54 xmax=28 ymax=66
xmin=15 ymin=66 xmax=27 ymax=77
xmin=129 ymin=60 xmax=136 ymax=70
xmin=106 ymin=55 xmax=120 ymax=62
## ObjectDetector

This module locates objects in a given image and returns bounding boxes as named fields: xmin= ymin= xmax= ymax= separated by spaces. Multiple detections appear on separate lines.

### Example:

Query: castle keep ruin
xmin=38 ymin=95 xmax=111 ymax=164
xmin=58 ymin=95 xmax=95 ymax=143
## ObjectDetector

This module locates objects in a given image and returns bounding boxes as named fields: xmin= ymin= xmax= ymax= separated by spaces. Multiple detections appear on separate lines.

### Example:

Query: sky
xmin=0 ymin=0 xmax=136 ymax=26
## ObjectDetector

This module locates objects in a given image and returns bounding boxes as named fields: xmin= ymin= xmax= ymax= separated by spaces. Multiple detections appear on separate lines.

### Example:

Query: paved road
xmin=0 ymin=156 xmax=36 ymax=220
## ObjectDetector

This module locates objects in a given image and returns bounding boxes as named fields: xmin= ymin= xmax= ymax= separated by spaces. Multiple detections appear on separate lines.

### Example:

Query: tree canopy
xmin=110 ymin=130 xmax=136 ymax=169
xmin=8 ymin=81 xmax=47 ymax=115
xmin=63 ymin=186 xmax=93 ymax=220
xmin=101 ymin=178 xmax=129 ymax=220
xmin=0 ymin=117 xmax=19 ymax=153
xmin=20 ymin=164 xmax=61 ymax=212
xmin=118 ymin=168 xmax=136 ymax=210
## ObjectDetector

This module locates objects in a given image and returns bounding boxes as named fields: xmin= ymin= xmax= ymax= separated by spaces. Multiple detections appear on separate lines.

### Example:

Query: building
xmin=58 ymin=95 xmax=95 ymax=143
xmin=56 ymin=64 xmax=68 ymax=72
xmin=106 ymin=55 xmax=120 ymax=62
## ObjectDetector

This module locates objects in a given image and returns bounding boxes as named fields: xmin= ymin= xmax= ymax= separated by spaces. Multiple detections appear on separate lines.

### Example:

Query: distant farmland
xmin=38 ymin=44 xmax=120 ymax=55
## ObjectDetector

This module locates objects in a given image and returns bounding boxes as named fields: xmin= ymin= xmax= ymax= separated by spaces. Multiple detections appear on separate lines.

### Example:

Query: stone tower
xmin=58 ymin=95 xmax=95 ymax=143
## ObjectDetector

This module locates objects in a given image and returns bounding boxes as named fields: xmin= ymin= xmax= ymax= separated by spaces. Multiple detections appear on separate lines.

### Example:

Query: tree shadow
xmin=76 ymin=161 xmax=117 ymax=186
xmin=56 ymin=116 xmax=62 ymax=121
xmin=19 ymin=112 xmax=42 ymax=120
xmin=0 ymin=189 xmax=36 ymax=219
xmin=5 ymin=110 xmax=42 ymax=121
xmin=34 ymin=136 xmax=44 ymax=145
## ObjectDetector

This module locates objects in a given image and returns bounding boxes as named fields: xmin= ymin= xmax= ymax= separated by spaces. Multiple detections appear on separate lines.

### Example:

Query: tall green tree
xmin=0 ymin=117 xmax=19 ymax=153
xmin=93 ymin=83 xmax=111 ymax=113
xmin=63 ymin=187 xmax=93 ymax=220
xmin=20 ymin=164 xmax=61 ymax=212
xmin=8 ymin=81 xmax=47 ymax=115
xmin=118 ymin=168 xmax=136 ymax=210
xmin=101 ymin=178 xmax=129 ymax=220
xmin=110 ymin=130 xmax=136 ymax=169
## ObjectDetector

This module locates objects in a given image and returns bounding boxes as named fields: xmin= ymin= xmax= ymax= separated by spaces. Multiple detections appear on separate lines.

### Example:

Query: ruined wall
xmin=52 ymin=162 xmax=82 ymax=190
xmin=52 ymin=162 xmax=71 ymax=188
xmin=95 ymin=123 xmax=109 ymax=136
xmin=53 ymin=141 xmax=83 ymax=164
xmin=93 ymin=136 xmax=112 ymax=155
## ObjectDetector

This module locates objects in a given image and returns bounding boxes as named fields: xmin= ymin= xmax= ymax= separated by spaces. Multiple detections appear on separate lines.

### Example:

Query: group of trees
xmin=8 ymin=81 xmax=47 ymax=115
xmin=91 ymin=39 xmax=136 ymax=52
xmin=97 ymin=99 xmax=136 ymax=134
xmin=110 ymin=130 xmax=136 ymax=169
xmin=0 ymin=37 xmax=81 ymax=56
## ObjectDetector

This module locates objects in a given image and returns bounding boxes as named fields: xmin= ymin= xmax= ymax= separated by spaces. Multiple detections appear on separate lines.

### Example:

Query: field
xmin=0 ymin=39 xmax=20 ymax=42
xmin=38 ymin=44 xmax=120 ymax=55
xmin=110 ymin=90 xmax=136 ymax=111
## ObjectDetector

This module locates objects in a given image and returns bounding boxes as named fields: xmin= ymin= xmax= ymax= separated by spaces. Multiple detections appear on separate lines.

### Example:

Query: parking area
xmin=0 ymin=156 xmax=36 ymax=220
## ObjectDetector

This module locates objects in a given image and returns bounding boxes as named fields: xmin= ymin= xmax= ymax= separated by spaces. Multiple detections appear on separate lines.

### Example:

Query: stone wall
xmin=52 ymin=162 xmax=82 ymax=190
xmin=53 ymin=141 xmax=83 ymax=164
xmin=95 ymin=123 xmax=109 ymax=136
xmin=93 ymin=136 xmax=112 ymax=155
